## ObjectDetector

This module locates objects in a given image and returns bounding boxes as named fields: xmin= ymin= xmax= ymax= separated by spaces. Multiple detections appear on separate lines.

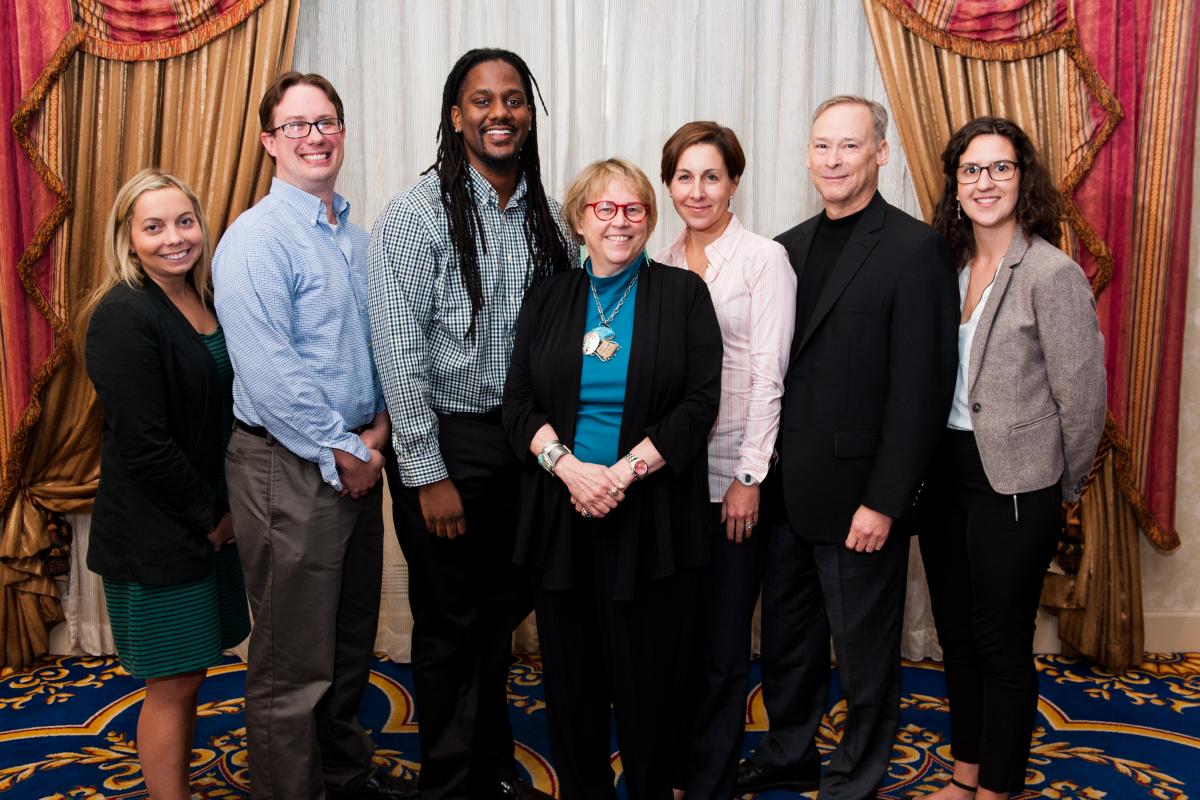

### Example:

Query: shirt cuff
xmin=394 ymin=434 xmax=450 ymax=488
xmin=320 ymin=434 xmax=372 ymax=491
xmin=735 ymin=453 xmax=772 ymax=485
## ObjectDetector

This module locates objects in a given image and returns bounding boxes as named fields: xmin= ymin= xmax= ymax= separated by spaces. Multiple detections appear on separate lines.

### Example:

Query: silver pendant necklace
xmin=582 ymin=261 xmax=640 ymax=362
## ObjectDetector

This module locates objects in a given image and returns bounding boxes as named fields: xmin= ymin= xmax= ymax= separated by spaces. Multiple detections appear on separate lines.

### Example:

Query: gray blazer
xmin=965 ymin=230 xmax=1106 ymax=501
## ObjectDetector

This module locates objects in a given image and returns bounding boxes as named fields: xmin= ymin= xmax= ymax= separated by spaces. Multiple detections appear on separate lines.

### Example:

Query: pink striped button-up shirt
xmin=656 ymin=214 xmax=797 ymax=501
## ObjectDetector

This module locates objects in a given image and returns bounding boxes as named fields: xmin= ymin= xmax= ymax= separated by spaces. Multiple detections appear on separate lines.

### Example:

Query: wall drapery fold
xmin=863 ymin=0 xmax=1199 ymax=667
xmin=0 ymin=0 xmax=299 ymax=668
xmin=2 ymin=0 xmax=80 ymax=669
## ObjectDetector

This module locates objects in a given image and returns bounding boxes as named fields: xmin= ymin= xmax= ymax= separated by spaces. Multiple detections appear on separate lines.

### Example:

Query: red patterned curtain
xmin=1073 ymin=1 xmax=1198 ymax=548
xmin=0 ymin=0 xmax=294 ymax=668
xmin=0 ymin=1 xmax=74 ymax=541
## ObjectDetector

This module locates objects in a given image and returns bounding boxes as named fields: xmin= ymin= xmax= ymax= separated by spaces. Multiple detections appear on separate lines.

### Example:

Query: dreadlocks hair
xmin=425 ymin=48 xmax=574 ymax=338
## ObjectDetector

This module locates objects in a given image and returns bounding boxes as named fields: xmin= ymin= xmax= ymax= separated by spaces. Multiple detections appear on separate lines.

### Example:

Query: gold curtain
xmin=1051 ymin=424 xmax=1144 ymax=666
xmin=862 ymin=2 xmax=1144 ymax=667
xmin=0 ymin=0 xmax=298 ymax=668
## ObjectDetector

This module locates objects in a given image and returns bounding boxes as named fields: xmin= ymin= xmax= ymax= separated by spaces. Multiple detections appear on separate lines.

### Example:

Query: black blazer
xmin=85 ymin=281 xmax=230 ymax=584
xmin=774 ymin=192 xmax=958 ymax=542
xmin=503 ymin=260 xmax=722 ymax=600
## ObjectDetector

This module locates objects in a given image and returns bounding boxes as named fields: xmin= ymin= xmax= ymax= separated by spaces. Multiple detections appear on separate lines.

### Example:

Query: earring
xmin=956 ymin=201 xmax=962 ymax=221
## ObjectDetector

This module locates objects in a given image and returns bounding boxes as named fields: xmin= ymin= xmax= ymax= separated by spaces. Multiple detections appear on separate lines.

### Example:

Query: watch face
xmin=633 ymin=459 xmax=649 ymax=477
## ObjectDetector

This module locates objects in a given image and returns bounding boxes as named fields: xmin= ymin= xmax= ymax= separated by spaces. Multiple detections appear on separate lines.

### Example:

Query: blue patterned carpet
xmin=1 ymin=653 xmax=1197 ymax=798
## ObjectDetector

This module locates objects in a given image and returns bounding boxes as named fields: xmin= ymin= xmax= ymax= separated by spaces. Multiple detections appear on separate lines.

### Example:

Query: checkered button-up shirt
xmin=368 ymin=166 xmax=572 ymax=487
xmin=213 ymin=178 xmax=385 ymax=492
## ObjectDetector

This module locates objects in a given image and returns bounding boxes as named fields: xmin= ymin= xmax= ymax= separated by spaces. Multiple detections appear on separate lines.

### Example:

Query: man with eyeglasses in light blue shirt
xmin=213 ymin=71 xmax=412 ymax=800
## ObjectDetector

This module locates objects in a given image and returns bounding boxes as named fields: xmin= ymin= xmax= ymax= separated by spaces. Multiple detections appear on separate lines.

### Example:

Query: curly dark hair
xmin=425 ymin=48 xmax=573 ymax=338
xmin=932 ymin=116 xmax=1063 ymax=267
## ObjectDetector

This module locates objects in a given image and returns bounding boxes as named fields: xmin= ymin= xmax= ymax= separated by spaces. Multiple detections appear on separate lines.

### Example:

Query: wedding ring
xmin=608 ymin=487 xmax=620 ymax=497
xmin=582 ymin=510 xmax=592 ymax=518
xmin=745 ymin=523 xmax=754 ymax=531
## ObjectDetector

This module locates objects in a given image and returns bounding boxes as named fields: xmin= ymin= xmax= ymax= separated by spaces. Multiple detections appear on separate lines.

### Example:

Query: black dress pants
xmin=386 ymin=411 xmax=533 ymax=800
xmin=674 ymin=503 xmax=765 ymax=798
xmin=535 ymin=510 xmax=700 ymax=800
xmin=755 ymin=522 xmax=907 ymax=800
xmin=918 ymin=429 xmax=1061 ymax=794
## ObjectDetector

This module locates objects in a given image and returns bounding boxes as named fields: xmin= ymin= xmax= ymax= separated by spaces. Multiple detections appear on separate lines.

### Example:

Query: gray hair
xmin=812 ymin=95 xmax=889 ymax=145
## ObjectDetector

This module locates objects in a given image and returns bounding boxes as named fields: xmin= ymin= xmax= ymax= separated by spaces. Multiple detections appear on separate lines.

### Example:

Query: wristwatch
xmin=625 ymin=452 xmax=649 ymax=481
xmin=737 ymin=473 xmax=759 ymax=486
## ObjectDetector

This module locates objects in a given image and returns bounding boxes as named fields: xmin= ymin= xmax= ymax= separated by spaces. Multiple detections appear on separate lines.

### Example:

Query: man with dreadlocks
xmin=367 ymin=49 xmax=572 ymax=800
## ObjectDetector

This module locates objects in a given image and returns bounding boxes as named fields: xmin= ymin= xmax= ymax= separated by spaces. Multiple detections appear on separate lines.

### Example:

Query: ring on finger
xmin=582 ymin=509 xmax=592 ymax=518
xmin=608 ymin=487 xmax=620 ymax=498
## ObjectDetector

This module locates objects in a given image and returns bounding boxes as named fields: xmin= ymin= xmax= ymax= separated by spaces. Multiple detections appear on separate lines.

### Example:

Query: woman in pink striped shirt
xmin=656 ymin=121 xmax=797 ymax=799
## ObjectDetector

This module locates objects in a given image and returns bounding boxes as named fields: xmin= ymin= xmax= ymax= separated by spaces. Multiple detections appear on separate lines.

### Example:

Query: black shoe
xmin=496 ymin=777 xmax=554 ymax=800
xmin=330 ymin=769 xmax=419 ymax=800
xmin=734 ymin=760 xmax=820 ymax=793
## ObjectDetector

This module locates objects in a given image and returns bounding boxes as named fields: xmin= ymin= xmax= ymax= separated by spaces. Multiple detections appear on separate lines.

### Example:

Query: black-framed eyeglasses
xmin=956 ymin=160 xmax=1018 ymax=184
xmin=267 ymin=118 xmax=345 ymax=139
xmin=586 ymin=200 xmax=649 ymax=222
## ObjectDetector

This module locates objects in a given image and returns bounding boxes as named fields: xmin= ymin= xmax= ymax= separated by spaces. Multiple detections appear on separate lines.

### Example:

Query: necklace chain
xmin=589 ymin=267 xmax=639 ymax=327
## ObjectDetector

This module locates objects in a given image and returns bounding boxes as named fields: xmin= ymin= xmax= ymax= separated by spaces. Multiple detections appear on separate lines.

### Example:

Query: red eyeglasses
xmin=585 ymin=200 xmax=649 ymax=222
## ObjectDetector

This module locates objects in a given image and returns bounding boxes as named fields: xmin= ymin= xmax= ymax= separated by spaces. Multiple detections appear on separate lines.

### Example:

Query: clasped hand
xmin=554 ymin=455 xmax=628 ymax=519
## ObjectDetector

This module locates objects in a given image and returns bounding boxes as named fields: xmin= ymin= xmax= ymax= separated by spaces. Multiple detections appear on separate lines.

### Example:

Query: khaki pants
xmin=226 ymin=426 xmax=384 ymax=800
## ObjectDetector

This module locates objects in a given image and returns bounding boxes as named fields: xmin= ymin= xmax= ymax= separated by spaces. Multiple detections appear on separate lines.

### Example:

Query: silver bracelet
xmin=537 ymin=440 xmax=571 ymax=475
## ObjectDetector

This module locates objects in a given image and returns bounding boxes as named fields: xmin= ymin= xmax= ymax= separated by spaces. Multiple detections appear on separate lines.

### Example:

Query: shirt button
xmin=971 ymin=402 xmax=982 ymax=413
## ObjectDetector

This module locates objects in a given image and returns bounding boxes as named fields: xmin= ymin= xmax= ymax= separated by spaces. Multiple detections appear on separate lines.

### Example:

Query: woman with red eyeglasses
xmin=503 ymin=157 xmax=722 ymax=800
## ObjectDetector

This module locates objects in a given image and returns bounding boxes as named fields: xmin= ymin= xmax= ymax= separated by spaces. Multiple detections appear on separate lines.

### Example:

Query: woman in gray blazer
xmin=919 ymin=118 xmax=1106 ymax=800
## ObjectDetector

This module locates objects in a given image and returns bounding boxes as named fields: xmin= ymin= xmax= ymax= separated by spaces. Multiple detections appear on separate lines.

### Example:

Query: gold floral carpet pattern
xmin=0 ymin=654 xmax=1197 ymax=798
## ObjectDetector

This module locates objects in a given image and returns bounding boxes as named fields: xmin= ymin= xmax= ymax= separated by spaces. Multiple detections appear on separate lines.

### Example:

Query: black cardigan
xmin=85 ymin=281 xmax=229 ymax=584
xmin=502 ymin=260 xmax=723 ymax=600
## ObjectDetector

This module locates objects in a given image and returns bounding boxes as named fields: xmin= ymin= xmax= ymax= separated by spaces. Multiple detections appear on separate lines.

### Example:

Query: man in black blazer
xmin=736 ymin=96 xmax=958 ymax=799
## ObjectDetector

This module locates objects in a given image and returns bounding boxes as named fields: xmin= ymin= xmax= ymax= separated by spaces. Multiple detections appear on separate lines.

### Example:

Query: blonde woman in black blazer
xmin=503 ymin=158 xmax=722 ymax=800
xmin=920 ymin=118 xmax=1106 ymax=800
xmin=82 ymin=169 xmax=249 ymax=800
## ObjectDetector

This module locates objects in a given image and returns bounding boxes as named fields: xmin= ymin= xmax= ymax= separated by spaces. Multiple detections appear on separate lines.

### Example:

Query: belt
xmin=235 ymin=420 xmax=272 ymax=441
xmin=234 ymin=419 xmax=370 ymax=440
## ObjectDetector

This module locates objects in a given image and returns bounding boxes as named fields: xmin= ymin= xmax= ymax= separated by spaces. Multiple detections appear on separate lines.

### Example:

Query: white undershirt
xmin=948 ymin=261 xmax=997 ymax=431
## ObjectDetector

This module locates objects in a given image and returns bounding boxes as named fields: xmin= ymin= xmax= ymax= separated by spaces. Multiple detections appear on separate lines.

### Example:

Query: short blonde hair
xmin=77 ymin=169 xmax=213 ymax=348
xmin=812 ymin=95 xmax=888 ymax=146
xmin=562 ymin=158 xmax=658 ymax=241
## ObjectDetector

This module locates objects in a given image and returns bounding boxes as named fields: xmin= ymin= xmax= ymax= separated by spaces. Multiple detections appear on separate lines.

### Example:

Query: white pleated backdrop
xmin=59 ymin=0 xmax=944 ymax=663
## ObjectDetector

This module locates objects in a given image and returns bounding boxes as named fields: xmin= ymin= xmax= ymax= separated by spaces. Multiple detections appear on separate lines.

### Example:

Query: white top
xmin=656 ymin=214 xmax=796 ymax=500
xmin=948 ymin=261 xmax=996 ymax=431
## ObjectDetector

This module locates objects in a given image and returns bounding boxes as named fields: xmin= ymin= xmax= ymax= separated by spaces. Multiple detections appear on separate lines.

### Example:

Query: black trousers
xmin=918 ymin=429 xmax=1061 ymax=794
xmin=535 ymin=511 xmax=700 ymax=800
xmin=755 ymin=522 xmax=907 ymax=800
xmin=386 ymin=411 xmax=533 ymax=800
xmin=674 ymin=503 xmax=765 ymax=798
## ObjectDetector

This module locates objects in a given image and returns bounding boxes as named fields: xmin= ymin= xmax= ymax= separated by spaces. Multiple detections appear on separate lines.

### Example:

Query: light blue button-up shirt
xmin=213 ymin=178 xmax=384 ymax=490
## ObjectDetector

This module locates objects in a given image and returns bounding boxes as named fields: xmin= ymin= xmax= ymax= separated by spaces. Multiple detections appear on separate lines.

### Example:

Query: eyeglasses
xmin=267 ymin=118 xmax=345 ymax=139
xmin=585 ymin=201 xmax=649 ymax=222
xmin=956 ymin=160 xmax=1018 ymax=184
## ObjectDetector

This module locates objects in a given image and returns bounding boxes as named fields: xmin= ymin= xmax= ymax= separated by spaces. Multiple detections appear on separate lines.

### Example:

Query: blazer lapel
xmin=785 ymin=221 xmax=818 ymax=365
xmin=793 ymin=193 xmax=886 ymax=358
xmin=967 ymin=229 xmax=1030 ymax=394
xmin=555 ymin=271 xmax=590 ymax=449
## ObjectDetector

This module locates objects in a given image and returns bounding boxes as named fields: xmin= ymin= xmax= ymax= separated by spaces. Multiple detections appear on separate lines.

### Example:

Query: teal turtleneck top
xmin=572 ymin=255 xmax=642 ymax=466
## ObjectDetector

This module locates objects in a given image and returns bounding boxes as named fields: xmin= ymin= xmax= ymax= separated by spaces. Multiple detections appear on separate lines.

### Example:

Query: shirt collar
xmin=466 ymin=164 xmax=528 ymax=210
xmin=269 ymin=177 xmax=351 ymax=226
xmin=661 ymin=213 xmax=745 ymax=275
